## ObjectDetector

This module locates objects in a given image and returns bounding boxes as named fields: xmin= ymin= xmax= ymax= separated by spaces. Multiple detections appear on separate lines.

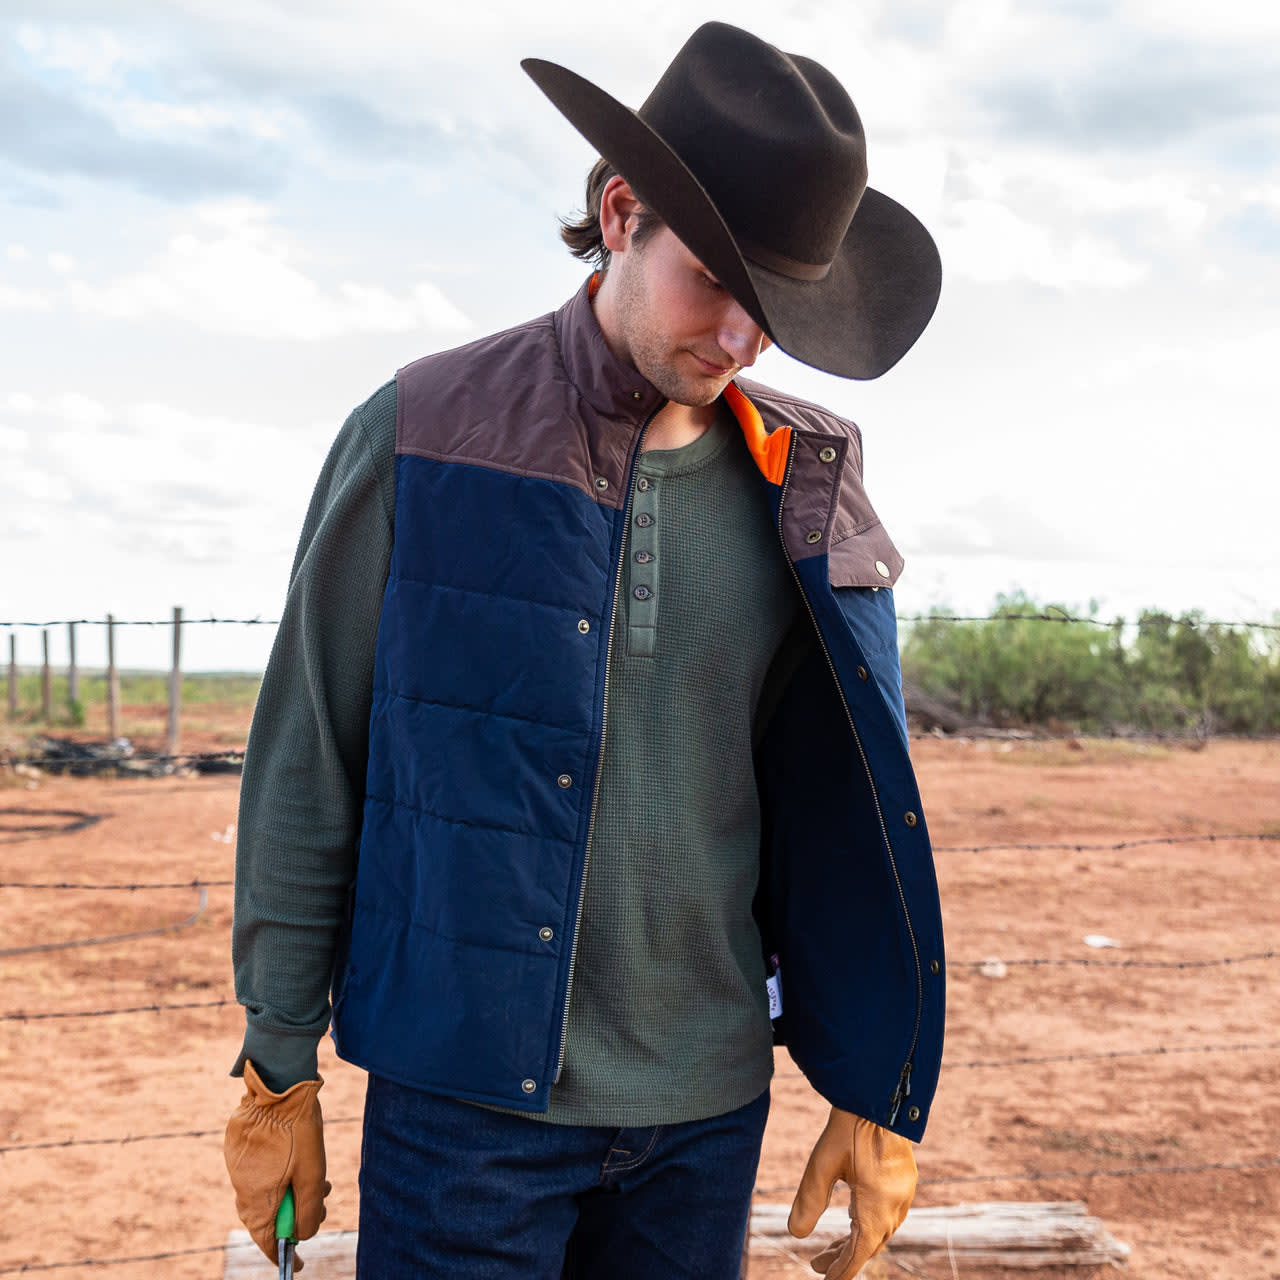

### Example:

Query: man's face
xmin=606 ymin=223 xmax=772 ymax=407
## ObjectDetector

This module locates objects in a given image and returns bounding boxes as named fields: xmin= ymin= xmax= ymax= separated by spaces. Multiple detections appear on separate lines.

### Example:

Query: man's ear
xmin=600 ymin=175 xmax=645 ymax=254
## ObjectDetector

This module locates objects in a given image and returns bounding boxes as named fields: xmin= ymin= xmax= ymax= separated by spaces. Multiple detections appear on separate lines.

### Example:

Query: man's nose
xmin=718 ymin=300 xmax=772 ymax=368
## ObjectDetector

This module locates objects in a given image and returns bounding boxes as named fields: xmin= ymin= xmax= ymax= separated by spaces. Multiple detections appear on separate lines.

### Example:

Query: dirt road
xmin=2 ymin=735 xmax=1276 ymax=1279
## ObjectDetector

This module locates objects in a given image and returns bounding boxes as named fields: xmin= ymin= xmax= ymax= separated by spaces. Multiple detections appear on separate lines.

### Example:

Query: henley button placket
xmin=627 ymin=464 xmax=661 ymax=658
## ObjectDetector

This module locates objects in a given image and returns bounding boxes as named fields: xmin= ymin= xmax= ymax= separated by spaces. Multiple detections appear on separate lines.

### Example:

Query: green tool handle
xmin=275 ymin=1186 xmax=297 ymax=1244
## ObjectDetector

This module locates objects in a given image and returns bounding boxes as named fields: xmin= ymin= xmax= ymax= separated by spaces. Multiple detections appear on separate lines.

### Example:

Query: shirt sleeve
xmin=230 ymin=380 xmax=396 ymax=1091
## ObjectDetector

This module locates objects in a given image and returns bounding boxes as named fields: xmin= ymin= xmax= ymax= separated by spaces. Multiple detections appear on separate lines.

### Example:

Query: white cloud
xmin=47 ymin=251 xmax=77 ymax=274
xmin=64 ymin=201 xmax=471 ymax=339
xmin=0 ymin=285 xmax=54 ymax=311
xmin=6 ymin=244 xmax=31 ymax=261
xmin=942 ymin=198 xmax=1148 ymax=289
xmin=15 ymin=23 xmax=134 ymax=87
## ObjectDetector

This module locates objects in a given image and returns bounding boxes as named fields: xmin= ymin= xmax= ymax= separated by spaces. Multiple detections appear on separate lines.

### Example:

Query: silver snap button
xmin=930 ymin=959 xmax=940 ymax=975
xmin=631 ymin=390 xmax=643 ymax=400
xmin=539 ymin=926 xmax=554 ymax=942
xmin=521 ymin=1078 xmax=537 ymax=1094
xmin=557 ymin=774 xmax=572 ymax=789
xmin=577 ymin=619 xmax=590 ymax=634
xmin=875 ymin=560 xmax=890 ymax=578
xmin=856 ymin=665 xmax=869 ymax=681
xmin=907 ymin=1106 xmax=921 ymax=1122
xmin=637 ymin=477 xmax=651 ymax=491
xmin=819 ymin=446 xmax=837 ymax=463
xmin=595 ymin=476 xmax=609 ymax=490
xmin=805 ymin=530 xmax=822 ymax=544
xmin=904 ymin=811 xmax=918 ymax=827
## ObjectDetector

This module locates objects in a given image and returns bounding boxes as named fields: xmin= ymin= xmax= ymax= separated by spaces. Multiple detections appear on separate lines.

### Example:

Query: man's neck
xmin=642 ymin=398 xmax=719 ymax=452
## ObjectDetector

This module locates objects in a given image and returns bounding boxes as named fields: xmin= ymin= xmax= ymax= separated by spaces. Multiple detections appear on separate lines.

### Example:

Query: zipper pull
xmin=887 ymin=1061 xmax=913 ymax=1126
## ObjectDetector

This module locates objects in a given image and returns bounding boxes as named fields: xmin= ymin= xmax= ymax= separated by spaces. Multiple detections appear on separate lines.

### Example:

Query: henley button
xmin=557 ymin=774 xmax=572 ymax=789
xmin=633 ymin=586 xmax=653 ymax=601
xmin=538 ymin=926 xmax=554 ymax=942
xmin=805 ymin=530 xmax=822 ymax=544
xmin=522 ymin=1078 xmax=537 ymax=1094
xmin=577 ymin=619 xmax=591 ymax=634
xmin=635 ymin=513 xmax=653 ymax=528
xmin=875 ymin=560 xmax=891 ymax=578
xmin=819 ymin=446 xmax=837 ymax=463
xmin=635 ymin=551 xmax=653 ymax=564
xmin=637 ymin=477 xmax=651 ymax=491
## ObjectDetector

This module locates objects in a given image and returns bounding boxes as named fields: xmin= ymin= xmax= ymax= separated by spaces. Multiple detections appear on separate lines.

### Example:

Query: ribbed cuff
xmin=231 ymin=1023 xmax=323 ymax=1093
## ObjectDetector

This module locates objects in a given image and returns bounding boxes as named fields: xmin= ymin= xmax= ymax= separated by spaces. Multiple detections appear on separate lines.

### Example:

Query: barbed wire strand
xmin=0 ymin=1115 xmax=362 ymax=1156
xmin=935 ymin=832 xmax=1280 ymax=854
xmin=0 ymin=997 xmax=236 ymax=1022
xmin=772 ymin=1038 xmax=1280 ymax=1077
xmin=6 ymin=611 xmax=1279 ymax=631
xmin=0 ymin=878 xmax=231 ymax=891
xmin=751 ymin=1156 xmax=1280 ymax=1199
xmin=0 ymin=888 xmax=209 ymax=958
xmin=3 ymin=829 xmax=1275 ymax=890
xmin=2 ymin=617 xmax=278 ymax=628
xmin=959 ymin=950 xmax=1276 ymax=970
xmin=0 ymin=1234 xmax=360 ymax=1276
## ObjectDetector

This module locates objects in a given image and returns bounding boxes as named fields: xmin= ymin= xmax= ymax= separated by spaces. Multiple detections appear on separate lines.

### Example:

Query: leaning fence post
xmin=6 ymin=634 xmax=16 ymax=719
xmin=107 ymin=614 xmax=120 ymax=742
xmin=67 ymin=620 xmax=79 ymax=713
xmin=41 ymin=629 xmax=52 ymax=723
xmin=168 ymin=606 xmax=183 ymax=760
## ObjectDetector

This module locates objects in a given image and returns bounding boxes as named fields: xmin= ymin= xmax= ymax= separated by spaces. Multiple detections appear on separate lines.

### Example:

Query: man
xmin=224 ymin=22 xmax=945 ymax=1280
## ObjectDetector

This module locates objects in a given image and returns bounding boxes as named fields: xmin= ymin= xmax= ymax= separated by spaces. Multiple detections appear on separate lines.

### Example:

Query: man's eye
xmin=701 ymin=274 xmax=723 ymax=291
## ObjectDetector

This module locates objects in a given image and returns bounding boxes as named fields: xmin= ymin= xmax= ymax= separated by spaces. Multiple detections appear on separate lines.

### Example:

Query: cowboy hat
xmin=522 ymin=22 xmax=941 ymax=380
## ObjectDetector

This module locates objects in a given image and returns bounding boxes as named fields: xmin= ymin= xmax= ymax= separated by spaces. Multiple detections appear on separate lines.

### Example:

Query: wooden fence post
xmin=67 ymin=620 xmax=79 ymax=711
xmin=167 ymin=606 xmax=183 ymax=759
xmin=6 ymin=634 xmax=16 ymax=720
xmin=107 ymin=614 xmax=120 ymax=742
xmin=41 ymin=629 xmax=52 ymax=723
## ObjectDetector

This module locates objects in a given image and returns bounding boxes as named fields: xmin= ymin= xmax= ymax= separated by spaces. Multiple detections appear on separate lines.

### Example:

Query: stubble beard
xmin=612 ymin=255 xmax=734 ymax=409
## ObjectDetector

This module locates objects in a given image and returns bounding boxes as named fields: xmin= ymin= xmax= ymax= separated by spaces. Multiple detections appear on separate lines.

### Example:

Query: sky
xmin=2 ymin=0 xmax=1278 ymax=673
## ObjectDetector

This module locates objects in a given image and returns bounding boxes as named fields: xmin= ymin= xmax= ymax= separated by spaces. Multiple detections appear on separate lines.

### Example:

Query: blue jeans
xmin=356 ymin=1076 xmax=769 ymax=1279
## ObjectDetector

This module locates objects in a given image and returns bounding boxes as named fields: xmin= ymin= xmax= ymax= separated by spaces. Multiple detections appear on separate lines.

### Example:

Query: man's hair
xmin=560 ymin=157 xmax=663 ymax=270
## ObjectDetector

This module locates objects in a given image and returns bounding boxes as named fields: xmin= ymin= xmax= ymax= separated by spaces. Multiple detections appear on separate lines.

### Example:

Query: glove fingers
xmin=809 ymin=1236 xmax=846 ymax=1275
xmin=789 ymin=1142 xmax=846 ymax=1236
xmin=293 ymin=1178 xmax=332 ymax=1240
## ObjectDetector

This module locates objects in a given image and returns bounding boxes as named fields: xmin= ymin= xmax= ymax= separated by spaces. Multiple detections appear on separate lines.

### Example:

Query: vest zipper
xmin=774 ymin=439 xmax=924 ymax=1125
xmin=553 ymin=406 xmax=658 ymax=1083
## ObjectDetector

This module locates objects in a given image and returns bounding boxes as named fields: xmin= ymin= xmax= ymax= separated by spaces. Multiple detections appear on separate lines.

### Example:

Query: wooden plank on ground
xmin=750 ymin=1200 xmax=1131 ymax=1270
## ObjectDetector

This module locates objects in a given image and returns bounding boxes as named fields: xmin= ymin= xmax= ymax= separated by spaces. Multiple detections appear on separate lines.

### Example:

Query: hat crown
xmin=639 ymin=23 xmax=869 ymax=272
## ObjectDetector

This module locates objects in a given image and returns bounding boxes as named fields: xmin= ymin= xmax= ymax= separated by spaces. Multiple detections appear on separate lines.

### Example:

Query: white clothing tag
xmin=767 ymin=970 xmax=783 ymax=1020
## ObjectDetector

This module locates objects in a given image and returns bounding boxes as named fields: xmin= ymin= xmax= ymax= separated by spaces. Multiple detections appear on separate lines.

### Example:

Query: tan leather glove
xmin=787 ymin=1107 xmax=917 ymax=1278
xmin=224 ymin=1060 xmax=330 ymax=1264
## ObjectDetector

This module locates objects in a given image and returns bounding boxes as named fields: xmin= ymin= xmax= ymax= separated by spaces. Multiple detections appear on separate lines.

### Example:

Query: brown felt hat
xmin=523 ymin=22 xmax=942 ymax=380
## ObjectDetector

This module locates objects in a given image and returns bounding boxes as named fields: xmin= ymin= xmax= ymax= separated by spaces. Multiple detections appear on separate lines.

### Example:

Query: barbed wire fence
xmin=2 ymin=811 xmax=1277 ymax=1273
xmin=3 ymin=614 xmax=1278 ymax=1273
xmin=4 ymin=609 xmax=1280 ymax=776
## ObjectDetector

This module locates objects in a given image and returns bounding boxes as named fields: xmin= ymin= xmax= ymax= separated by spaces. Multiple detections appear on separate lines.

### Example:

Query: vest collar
xmin=553 ymin=277 xmax=665 ymax=423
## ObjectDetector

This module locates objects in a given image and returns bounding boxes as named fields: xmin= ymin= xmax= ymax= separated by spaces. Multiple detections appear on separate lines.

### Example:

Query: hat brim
xmin=523 ymin=56 xmax=942 ymax=380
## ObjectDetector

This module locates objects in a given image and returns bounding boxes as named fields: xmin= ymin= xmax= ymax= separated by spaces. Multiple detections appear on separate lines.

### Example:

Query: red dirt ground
xmin=2 ymin=726 xmax=1277 ymax=1279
